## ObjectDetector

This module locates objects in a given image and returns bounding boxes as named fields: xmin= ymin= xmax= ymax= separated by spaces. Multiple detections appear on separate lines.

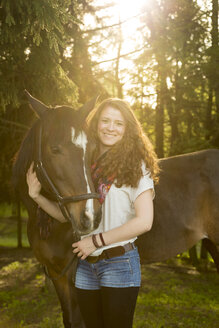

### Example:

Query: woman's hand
xmin=72 ymin=236 xmax=96 ymax=260
xmin=26 ymin=162 xmax=42 ymax=200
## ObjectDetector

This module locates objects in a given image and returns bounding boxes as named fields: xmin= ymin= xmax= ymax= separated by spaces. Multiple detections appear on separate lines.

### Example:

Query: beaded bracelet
xmin=92 ymin=234 xmax=101 ymax=248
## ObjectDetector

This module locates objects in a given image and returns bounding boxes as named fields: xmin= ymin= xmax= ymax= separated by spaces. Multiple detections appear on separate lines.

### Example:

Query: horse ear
xmin=24 ymin=90 xmax=49 ymax=118
xmin=77 ymin=95 xmax=99 ymax=124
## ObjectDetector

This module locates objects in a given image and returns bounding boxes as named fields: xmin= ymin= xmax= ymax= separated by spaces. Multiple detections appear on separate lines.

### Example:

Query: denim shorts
xmin=75 ymin=247 xmax=141 ymax=290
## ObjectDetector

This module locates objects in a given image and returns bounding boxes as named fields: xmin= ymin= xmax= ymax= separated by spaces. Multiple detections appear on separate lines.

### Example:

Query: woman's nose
xmin=107 ymin=122 xmax=114 ymax=131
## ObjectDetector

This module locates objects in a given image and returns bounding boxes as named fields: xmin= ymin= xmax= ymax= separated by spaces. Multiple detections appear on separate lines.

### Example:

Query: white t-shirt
xmin=82 ymin=163 xmax=154 ymax=256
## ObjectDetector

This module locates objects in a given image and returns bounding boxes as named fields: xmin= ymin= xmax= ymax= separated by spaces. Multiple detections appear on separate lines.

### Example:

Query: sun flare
xmin=115 ymin=0 xmax=146 ymax=19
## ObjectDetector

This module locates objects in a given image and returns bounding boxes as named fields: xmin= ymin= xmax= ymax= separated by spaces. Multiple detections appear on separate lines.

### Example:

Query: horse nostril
xmin=81 ymin=213 xmax=92 ymax=230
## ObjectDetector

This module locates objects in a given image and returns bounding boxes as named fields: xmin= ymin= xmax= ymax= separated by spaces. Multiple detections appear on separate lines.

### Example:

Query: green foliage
xmin=0 ymin=0 xmax=80 ymax=110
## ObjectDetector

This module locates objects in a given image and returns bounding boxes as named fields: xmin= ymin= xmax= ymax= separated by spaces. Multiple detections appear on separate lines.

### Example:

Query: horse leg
xmin=202 ymin=238 xmax=219 ymax=273
xmin=48 ymin=268 xmax=85 ymax=328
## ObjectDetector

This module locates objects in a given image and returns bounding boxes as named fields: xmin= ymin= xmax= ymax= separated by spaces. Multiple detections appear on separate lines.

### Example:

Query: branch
xmin=81 ymin=11 xmax=146 ymax=34
xmin=0 ymin=118 xmax=29 ymax=130
xmin=92 ymin=46 xmax=147 ymax=66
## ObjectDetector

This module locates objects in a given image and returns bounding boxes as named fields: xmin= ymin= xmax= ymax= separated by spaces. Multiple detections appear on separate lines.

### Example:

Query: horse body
xmin=137 ymin=149 xmax=219 ymax=266
xmin=13 ymin=92 xmax=101 ymax=328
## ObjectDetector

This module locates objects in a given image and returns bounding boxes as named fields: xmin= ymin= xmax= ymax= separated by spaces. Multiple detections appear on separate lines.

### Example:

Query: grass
xmin=0 ymin=254 xmax=63 ymax=328
xmin=0 ymin=250 xmax=218 ymax=328
xmin=134 ymin=261 xmax=219 ymax=328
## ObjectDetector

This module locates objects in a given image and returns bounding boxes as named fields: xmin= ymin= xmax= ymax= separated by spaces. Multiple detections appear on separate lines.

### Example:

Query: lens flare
xmin=115 ymin=0 xmax=146 ymax=18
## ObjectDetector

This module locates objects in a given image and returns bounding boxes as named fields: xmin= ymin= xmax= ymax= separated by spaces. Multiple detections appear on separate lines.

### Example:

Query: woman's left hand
xmin=72 ymin=237 xmax=96 ymax=260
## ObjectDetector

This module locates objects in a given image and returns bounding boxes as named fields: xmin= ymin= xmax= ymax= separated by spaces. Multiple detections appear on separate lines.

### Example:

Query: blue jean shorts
xmin=75 ymin=247 xmax=141 ymax=290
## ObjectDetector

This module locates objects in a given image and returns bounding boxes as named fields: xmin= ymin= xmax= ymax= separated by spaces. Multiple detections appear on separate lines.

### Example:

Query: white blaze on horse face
xmin=71 ymin=128 xmax=88 ymax=152
xmin=71 ymin=127 xmax=95 ymax=228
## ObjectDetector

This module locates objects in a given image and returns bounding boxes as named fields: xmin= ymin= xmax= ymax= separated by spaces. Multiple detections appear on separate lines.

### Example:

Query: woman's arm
xmin=102 ymin=189 xmax=153 ymax=244
xmin=72 ymin=189 xmax=154 ymax=259
xmin=26 ymin=163 xmax=67 ymax=223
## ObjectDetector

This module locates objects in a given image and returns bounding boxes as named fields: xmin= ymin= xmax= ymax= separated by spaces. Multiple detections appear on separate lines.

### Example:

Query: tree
xmin=0 ymin=0 xmax=79 ymax=110
xmin=129 ymin=0 xmax=210 ymax=156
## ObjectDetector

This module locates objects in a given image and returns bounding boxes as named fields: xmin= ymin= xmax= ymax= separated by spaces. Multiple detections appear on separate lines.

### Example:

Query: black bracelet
xmin=99 ymin=233 xmax=106 ymax=246
xmin=92 ymin=234 xmax=101 ymax=248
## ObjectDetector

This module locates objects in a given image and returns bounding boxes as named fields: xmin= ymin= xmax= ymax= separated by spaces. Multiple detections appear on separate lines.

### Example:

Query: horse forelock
xmin=42 ymin=107 xmax=80 ymax=145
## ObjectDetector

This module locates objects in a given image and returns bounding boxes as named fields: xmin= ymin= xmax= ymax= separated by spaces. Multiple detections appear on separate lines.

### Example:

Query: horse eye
xmin=51 ymin=145 xmax=60 ymax=154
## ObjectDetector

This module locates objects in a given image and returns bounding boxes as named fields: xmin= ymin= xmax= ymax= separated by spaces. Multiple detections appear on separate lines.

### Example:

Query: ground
xmin=0 ymin=247 xmax=218 ymax=328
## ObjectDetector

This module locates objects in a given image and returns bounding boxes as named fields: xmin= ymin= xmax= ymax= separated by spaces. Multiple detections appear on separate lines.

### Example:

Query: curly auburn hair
xmin=87 ymin=98 xmax=160 ymax=188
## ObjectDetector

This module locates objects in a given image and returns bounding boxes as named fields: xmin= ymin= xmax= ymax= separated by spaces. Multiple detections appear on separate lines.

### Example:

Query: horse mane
xmin=12 ymin=117 xmax=57 ymax=240
xmin=12 ymin=120 xmax=39 ymax=190
xmin=12 ymin=107 xmax=78 ymax=239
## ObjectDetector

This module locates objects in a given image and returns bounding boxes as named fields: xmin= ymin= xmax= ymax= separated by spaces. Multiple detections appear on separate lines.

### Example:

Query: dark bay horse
xmin=13 ymin=91 xmax=102 ymax=328
xmin=13 ymin=92 xmax=219 ymax=327
xmin=137 ymin=149 xmax=219 ymax=272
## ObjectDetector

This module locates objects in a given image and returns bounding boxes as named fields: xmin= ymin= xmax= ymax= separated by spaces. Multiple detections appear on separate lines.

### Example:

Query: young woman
xmin=27 ymin=98 xmax=159 ymax=328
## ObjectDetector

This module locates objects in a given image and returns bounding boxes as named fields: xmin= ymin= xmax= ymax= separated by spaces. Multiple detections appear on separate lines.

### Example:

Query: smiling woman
xmin=72 ymin=97 xmax=158 ymax=328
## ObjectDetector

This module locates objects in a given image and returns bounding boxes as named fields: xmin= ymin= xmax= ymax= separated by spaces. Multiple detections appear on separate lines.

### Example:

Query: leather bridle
xmin=35 ymin=123 xmax=100 ymax=235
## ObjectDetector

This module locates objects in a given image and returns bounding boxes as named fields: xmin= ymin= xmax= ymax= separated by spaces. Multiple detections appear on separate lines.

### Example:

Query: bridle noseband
xmin=35 ymin=123 xmax=100 ymax=234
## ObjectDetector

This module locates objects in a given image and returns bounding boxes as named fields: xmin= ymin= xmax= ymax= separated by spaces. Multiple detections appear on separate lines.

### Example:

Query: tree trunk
xmin=155 ymin=57 xmax=165 ymax=158
xmin=211 ymin=0 xmax=219 ymax=116
xmin=205 ymin=81 xmax=213 ymax=140
xmin=17 ymin=200 xmax=22 ymax=248
xmin=165 ymin=76 xmax=179 ymax=156
xmin=115 ymin=17 xmax=123 ymax=99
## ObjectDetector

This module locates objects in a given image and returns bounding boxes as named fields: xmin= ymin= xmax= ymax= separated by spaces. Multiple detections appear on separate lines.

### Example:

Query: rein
xmin=35 ymin=123 xmax=100 ymax=237
xmin=43 ymin=253 xmax=78 ymax=282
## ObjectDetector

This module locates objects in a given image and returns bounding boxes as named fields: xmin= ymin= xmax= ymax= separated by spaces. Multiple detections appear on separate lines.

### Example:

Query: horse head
xmin=24 ymin=90 xmax=101 ymax=236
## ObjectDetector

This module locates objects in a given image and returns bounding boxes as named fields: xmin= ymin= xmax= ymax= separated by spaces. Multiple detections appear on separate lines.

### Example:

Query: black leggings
xmin=76 ymin=286 xmax=139 ymax=328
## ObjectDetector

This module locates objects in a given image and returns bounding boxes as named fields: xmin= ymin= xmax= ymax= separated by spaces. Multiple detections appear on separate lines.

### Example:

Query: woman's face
xmin=97 ymin=106 xmax=126 ymax=155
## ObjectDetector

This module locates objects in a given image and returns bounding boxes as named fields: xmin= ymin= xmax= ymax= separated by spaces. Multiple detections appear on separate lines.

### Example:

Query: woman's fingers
xmin=26 ymin=162 xmax=42 ymax=198
xmin=27 ymin=162 xmax=34 ymax=175
xmin=73 ymin=247 xmax=79 ymax=253
xmin=72 ymin=246 xmax=84 ymax=258
xmin=77 ymin=252 xmax=83 ymax=258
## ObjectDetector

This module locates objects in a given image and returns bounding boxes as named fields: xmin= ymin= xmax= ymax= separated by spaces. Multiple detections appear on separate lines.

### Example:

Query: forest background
xmin=0 ymin=0 xmax=218 ymax=204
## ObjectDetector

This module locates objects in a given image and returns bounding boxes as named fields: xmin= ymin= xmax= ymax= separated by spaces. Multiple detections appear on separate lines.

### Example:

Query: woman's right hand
xmin=26 ymin=162 xmax=42 ymax=199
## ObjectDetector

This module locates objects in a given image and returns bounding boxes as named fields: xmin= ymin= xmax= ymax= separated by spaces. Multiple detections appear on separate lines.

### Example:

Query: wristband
xmin=99 ymin=233 xmax=106 ymax=246
xmin=92 ymin=234 xmax=101 ymax=248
